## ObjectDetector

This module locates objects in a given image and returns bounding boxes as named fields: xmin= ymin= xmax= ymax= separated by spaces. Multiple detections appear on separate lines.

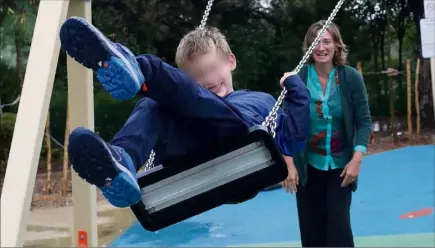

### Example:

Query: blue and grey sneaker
xmin=68 ymin=127 xmax=141 ymax=208
xmin=59 ymin=16 xmax=145 ymax=100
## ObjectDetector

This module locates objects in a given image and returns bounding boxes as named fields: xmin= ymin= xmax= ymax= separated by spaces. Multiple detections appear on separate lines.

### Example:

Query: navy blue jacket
xmin=137 ymin=55 xmax=310 ymax=157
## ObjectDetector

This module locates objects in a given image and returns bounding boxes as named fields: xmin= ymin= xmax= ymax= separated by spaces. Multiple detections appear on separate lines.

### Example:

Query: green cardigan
xmin=294 ymin=65 xmax=372 ymax=191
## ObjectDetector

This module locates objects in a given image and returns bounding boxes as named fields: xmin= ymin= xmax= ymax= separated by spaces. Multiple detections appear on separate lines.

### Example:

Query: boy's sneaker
xmin=68 ymin=127 xmax=141 ymax=208
xmin=59 ymin=16 xmax=145 ymax=100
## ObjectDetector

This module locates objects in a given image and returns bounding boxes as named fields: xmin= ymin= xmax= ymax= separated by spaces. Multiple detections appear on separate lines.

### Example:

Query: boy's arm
xmin=136 ymin=54 xmax=215 ymax=109
xmin=135 ymin=54 xmax=248 ymax=128
xmin=274 ymin=75 xmax=310 ymax=157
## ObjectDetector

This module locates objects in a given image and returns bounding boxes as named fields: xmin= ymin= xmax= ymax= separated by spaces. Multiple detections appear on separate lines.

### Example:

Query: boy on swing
xmin=61 ymin=17 xmax=310 ymax=208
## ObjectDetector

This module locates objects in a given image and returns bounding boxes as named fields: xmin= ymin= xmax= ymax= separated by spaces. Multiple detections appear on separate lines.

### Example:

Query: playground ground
xmin=10 ymin=133 xmax=435 ymax=247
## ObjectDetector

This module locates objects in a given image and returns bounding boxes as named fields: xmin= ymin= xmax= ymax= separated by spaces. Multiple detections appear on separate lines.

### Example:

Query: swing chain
xmin=261 ymin=0 xmax=346 ymax=138
xmin=144 ymin=149 xmax=156 ymax=171
xmin=144 ymin=0 xmax=216 ymax=170
xmin=199 ymin=0 xmax=215 ymax=29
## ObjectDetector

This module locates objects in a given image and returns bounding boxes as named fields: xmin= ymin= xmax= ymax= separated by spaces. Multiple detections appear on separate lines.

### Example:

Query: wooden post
xmin=406 ymin=59 xmax=413 ymax=142
xmin=44 ymin=112 xmax=53 ymax=194
xmin=415 ymin=58 xmax=421 ymax=139
xmin=67 ymin=1 xmax=98 ymax=246
xmin=61 ymin=106 xmax=69 ymax=196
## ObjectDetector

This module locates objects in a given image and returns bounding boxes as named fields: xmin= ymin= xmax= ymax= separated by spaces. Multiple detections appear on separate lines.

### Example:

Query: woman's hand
xmin=340 ymin=157 xmax=361 ymax=187
xmin=281 ymin=156 xmax=299 ymax=193
xmin=280 ymin=71 xmax=297 ymax=89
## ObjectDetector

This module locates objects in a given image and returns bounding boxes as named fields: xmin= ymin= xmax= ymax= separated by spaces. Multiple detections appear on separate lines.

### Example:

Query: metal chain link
xmin=199 ymin=0 xmax=215 ymax=29
xmin=261 ymin=0 xmax=346 ymax=137
xmin=144 ymin=148 xmax=156 ymax=171
xmin=144 ymin=0 xmax=215 ymax=170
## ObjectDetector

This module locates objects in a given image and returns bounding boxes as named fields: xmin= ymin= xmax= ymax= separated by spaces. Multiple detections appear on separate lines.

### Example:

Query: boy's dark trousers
xmin=296 ymin=165 xmax=355 ymax=247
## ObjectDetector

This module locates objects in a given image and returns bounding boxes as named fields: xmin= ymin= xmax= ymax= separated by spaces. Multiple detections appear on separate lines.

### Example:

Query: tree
xmin=0 ymin=2 xmax=37 ymax=87
xmin=408 ymin=0 xmax=434 ymax=126
xmin=389 ymin=0 xmax=409 ymax=72
xmin=345 ymin=0 xmax=388 ymax=112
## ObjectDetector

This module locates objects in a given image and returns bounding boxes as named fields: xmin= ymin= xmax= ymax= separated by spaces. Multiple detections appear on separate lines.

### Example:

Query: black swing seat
xmin=130 ymin=125 xmax=288 ymax=231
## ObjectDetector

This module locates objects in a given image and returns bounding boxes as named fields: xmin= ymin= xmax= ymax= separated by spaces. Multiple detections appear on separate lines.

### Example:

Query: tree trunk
xmin=15 ymin=36 xmax=24 ymax=87
xmin=396 ymin=3 xmax=407 ymax=110
xmin=398 ymin=34 xmax=404 ymax=73
xmin=371 ymin=26 xmax=382 ymax=110
xmin=419 ymin=59 xmax=435 ymax=127
xmin=61 ymin=107 xmax=70 ymax=196
xmin=379 ymin=30 xmax=388 ymax=108
xmin=388 ymin=77 xmax=399 ymax=146
xmin=415 ymin=58 xmax=421 ymax=139
xmin=406 ymin=59 xmax=412 ymax=141
xmin=380 ymin=31 xmax=386 ymax=69
xmin=397 ymin=0 xmax=406 ymax=73
xmin=45 ymin=112 xmax=53 ymax=194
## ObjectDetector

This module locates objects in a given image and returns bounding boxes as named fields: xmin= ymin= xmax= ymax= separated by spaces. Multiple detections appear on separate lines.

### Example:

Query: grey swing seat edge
xmin=130 ymin=125 xmax=287 ymax=231
xmin=129 ymin=0 xmax=346 ymax=232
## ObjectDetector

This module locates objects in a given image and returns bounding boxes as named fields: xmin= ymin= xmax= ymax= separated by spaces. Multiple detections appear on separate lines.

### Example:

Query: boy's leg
xmin=60 ymin=17 xmax=144 ymax=100
xmin=60 ymin=17 xmax=250 ymax=138
xmin=68 ymin=98 xmax=200 ymax=208
xmin=110 ymin=99 xmax=201 ymax=169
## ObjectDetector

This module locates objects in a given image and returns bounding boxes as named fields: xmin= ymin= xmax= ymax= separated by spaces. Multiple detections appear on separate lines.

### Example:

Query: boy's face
xmin=183 ymin=49 xmax=236 ymax=97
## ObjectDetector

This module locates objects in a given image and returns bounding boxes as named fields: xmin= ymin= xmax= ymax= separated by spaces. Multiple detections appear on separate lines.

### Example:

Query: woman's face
xmin=312 ymin=30 xmax=336 ymax=65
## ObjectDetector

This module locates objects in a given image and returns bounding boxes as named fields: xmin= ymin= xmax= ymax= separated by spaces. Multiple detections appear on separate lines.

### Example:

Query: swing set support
xmin=0 ymin=1 xmax=97 ymax=247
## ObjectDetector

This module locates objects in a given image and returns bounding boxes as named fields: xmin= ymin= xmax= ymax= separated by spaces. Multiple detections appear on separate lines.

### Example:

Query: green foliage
xmin=0 ymin=61 xmax=20 ymax=106
xmin=0 ymin=0 xmax=427 ymax=169
xmin=1 ymin=8 xmax=36 ymax=41
xmin=0 ymin=113 xmax=17 ymax=170
xmin=0 ymin=112 xmax=16 ymax=140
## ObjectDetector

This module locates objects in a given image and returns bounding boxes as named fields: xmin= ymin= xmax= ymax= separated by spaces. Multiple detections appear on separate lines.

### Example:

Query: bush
xmin=0 ymin=112 xmax=17 ymax=177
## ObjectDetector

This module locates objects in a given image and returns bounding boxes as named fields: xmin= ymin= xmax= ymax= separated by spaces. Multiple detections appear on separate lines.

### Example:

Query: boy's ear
xmin=228 ymin=53 xmax=237 ymax=71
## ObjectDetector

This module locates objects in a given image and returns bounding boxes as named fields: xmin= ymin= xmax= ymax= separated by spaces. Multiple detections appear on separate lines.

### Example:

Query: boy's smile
xmin=182 ymin=48 xmax=236 ymax=97
xmin=207 ymin=82 xmax=224 ymax=94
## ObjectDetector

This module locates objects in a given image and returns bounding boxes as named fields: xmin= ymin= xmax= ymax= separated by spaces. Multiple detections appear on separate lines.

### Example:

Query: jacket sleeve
xmin=274 ymin=74 xmax=311 ymax=157
xmin=136 ymin=54 xmax=208 ymax=108
xmin=349 ymin=68 xmax=372 ymax=153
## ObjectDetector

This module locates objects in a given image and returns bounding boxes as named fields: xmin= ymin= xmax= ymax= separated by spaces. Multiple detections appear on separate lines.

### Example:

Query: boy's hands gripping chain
xmin=279 ymin=71 xmax=298 ymax=89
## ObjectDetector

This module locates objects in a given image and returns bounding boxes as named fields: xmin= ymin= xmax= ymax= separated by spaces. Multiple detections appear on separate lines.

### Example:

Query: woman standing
xmin=281 ymin=20 xmax=372 ymax=247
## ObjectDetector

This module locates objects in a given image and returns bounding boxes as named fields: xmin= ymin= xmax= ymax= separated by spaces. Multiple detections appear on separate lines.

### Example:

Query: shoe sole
xmin=59 ymin=17 xmax=141 ymax=100
xmin=68 ymin=129 xmax=141 ymax=208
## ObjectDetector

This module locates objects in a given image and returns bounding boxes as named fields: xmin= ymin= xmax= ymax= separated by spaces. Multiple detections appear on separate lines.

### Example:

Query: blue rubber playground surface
xmin=110 ymin=145 xmax=435 ymax=247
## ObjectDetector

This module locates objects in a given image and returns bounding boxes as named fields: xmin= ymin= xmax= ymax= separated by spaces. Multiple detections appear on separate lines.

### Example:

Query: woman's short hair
xmin=303 ymin=20 xmax=348 ymax=66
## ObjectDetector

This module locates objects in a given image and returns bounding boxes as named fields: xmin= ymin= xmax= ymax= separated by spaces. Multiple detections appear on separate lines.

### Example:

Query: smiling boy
xmin=60 ymin=17 xmax=310 ymax=208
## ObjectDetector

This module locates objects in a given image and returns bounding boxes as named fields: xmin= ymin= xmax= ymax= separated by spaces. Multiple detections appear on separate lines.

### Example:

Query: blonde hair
xmin=175 ymin=26 xmax=232 ymax=68
xmin=303 ymin=20 xmax=348 ymax=66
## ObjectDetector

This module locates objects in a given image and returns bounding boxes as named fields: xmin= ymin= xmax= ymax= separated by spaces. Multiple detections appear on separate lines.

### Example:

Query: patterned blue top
xmin=306 ymin=64 xmax=366 ymax=170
